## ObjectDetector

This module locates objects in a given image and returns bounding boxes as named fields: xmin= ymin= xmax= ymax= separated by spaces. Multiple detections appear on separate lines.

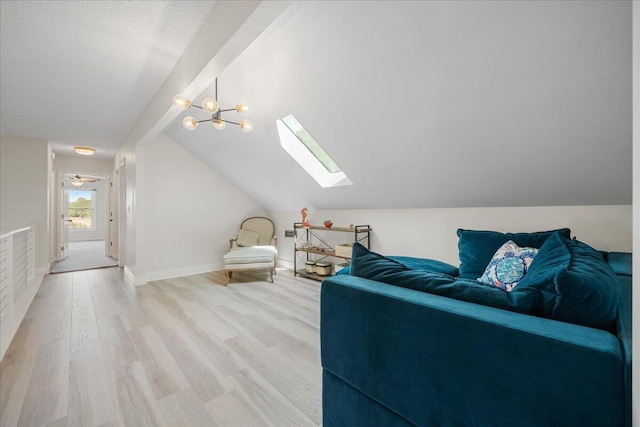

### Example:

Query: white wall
xmin=272 ymin=205 xmax=632 ymax=268
xmin=112 ymin=2 xmax=293 ymax=283
xmin=0 ymin=135 xmax=50 ymax=271
xmin=54 ymin=155 xmax=113 ymax=175
xmin=133 ymin=133 xmax=265 ymax=284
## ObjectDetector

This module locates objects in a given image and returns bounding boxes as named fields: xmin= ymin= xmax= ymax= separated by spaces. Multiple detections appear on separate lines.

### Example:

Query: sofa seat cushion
xmin=336 ymin=255 xmax=459 ymax=277
xmin=457 ymin=228 xmax=571 ymax=279
xmin=223 ymin=246 xmax=276 ymax=265
xmin=350 ymin=243 xmax=537 ymax=314
xmin=514 ymin=232 xmax=620 ymax=331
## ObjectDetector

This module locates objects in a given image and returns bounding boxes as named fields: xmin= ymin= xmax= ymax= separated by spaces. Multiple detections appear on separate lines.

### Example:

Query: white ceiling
xmin=165 ymin=1 xmax=632 ymax=211
xmin=0 ymin=0 xmax=216 ymax=160
xmin=1 ymin=1 xmax=631 ymax=211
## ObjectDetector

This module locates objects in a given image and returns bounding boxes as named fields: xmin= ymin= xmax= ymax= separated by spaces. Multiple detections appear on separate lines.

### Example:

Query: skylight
xmin=267 ymin=114 xmax=353 ymax=188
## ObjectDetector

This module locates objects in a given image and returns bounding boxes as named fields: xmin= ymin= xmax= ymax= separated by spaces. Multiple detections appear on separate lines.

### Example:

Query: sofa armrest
xmin=616 ymin=275 xmax=632 ymax=427
xmin=321 ymin=275 xmax=626 ymax=427
xmin=229 ymin=238 xmax=237 ymax=251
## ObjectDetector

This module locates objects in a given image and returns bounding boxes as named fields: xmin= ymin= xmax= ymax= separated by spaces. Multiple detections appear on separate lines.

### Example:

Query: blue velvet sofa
xmin=320 ymin=233 xmax=632 ymax=426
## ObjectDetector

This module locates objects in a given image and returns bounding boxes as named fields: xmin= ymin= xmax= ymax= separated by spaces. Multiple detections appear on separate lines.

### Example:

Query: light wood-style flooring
xmin=0 ymin=267 xmax=322 ymax=426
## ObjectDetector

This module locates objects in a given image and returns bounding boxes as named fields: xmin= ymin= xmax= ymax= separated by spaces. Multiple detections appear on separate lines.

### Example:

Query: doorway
xmin=51 ymin=173 xmax=117 ymax=274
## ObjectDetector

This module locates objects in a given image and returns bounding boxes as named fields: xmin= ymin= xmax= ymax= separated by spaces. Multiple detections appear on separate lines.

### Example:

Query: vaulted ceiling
xmin=165 ymin=1 xmax=631 ymax=211
xmin=1 ymin=1 xmax=631 ymax=211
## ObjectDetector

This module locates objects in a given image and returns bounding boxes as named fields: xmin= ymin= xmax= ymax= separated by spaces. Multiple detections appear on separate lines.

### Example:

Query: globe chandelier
xmin=172 ymin=78 xmax=253 ymax=132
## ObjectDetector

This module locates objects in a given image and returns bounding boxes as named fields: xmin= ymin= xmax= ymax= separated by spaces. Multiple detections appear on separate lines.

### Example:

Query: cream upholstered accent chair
xmin=223 ymin=217 xmax=277 ymax=285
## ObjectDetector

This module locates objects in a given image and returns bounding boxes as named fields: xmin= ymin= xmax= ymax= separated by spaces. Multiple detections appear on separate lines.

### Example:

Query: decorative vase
xmin=301 ymin=207 xmax=310 ymax=228
xmin=324 ymin=220 xmax=333 ymax=228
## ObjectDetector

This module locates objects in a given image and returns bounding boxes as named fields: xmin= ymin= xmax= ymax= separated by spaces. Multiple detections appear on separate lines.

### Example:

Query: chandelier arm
xmin=220 ymin=119 xmax=242 ymax=126
xmin=191 ymin=105 xmax=204 ymax=110
xmin=218 ymin=108 xmax=236 ymax=112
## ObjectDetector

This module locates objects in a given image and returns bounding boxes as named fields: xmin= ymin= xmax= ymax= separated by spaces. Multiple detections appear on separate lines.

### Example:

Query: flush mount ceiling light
xmin=74 ymin=146 xmax=95 ymax=155
xmin=173 ymin=78 xmax=253 ymax=132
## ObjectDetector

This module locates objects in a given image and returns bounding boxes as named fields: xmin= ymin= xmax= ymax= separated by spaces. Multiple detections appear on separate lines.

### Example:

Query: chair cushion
xmin=236 ymin=229 xmax=260 ymax=247
xmin=223 ymin=246 xmax=276 ymax=265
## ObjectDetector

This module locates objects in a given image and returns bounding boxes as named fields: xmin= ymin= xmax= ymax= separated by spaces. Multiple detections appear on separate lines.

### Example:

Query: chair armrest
xmin=270 ymin=236 xmax=278 ymax=248
xmin=229 ymin=238 xmax=237 ymax=251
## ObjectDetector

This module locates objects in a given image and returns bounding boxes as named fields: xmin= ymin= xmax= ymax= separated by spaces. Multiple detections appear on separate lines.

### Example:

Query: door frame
xmin=114 ymin=159 xmax=126 ymax=268
xmin=55 ymin=170 xmax=111 ymax=261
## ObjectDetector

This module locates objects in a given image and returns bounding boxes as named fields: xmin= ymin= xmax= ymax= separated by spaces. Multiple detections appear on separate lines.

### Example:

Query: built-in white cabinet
xmin=0 ymin=226 xmax=39 ymax=360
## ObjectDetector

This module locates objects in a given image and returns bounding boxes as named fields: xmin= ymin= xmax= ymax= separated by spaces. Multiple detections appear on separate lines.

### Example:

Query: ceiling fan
xmin=67 ymin=174 xmax=99 ymax=187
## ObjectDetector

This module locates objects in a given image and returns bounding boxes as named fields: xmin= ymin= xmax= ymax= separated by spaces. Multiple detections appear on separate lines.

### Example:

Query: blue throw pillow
xmin=514 ymin=232 xmax=620 ymax=331
xmin=336 ymin=255 xmax=459 ymax=277
xmin=457 ymin=228 xmax=571 ymax=279
xmin=350 ymin=243 xmax=538 ymax=315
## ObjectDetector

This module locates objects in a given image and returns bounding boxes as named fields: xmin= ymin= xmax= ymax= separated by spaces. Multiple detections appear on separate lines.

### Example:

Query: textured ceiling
xmin=165 ymin=1 xmax=632 ymax=211
xmin=0 ymin=0 xmax=216 ymax=160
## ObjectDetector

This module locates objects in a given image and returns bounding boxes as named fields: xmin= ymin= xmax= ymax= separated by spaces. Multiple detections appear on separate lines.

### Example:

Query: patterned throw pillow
xmin=478 ymin=240 xmax=538 ymax=292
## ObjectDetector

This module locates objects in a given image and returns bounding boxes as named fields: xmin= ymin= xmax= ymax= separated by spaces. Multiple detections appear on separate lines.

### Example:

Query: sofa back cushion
xmin=514 ymin=232 xmax=620 ymax=331
xmin=457 ymin=228 xmax=571 ymax=279
xmin=336 ymin=255 xmax=459 ymax=277
xmin=350 ymin=243 xmax=538 ymax=315
xmin=607 ymin=252 xmax=632 ymax=276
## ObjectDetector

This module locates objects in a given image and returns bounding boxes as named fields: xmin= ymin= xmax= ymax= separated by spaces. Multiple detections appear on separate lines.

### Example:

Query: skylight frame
xmin=266 ymin=114 xmax=352 ymax=188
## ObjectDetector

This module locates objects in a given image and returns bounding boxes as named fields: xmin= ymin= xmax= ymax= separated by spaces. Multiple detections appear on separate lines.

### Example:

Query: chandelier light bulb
xmin=213 ymin=119 xmax=226 ymax=130
xmin=202 ymin=98 xmax=219 ymax=114
xmin=236 ymin=101 xmax=251 ymax=116
xmin=240 ymin=119 xmax=253 ymax=133
xmin=173 ymin=95 xmax=191 ymax=110
xmin=183 ymin=116 xmax=198 ymax=130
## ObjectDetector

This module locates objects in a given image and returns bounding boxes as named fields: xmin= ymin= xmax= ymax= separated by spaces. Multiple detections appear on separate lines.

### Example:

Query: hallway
xmin=50 ymin=240 xmax=117 ymax=274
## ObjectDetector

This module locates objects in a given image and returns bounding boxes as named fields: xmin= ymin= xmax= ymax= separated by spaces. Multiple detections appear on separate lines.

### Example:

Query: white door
xmin=61 ymin=188 xmax=70 ymax=260
xmin=109 ymin=170 xmax=119 ymax=260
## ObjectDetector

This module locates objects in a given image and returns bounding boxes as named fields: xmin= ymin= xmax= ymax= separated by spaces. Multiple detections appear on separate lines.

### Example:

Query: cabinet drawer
xmin=0 ymin=291 xmax=8 ymax=306
xmin=0 ymin=301 xmax=9 ymax=317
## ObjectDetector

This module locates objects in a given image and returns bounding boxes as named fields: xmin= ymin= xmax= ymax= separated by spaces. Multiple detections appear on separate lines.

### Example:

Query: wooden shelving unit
xmin=293 ymin=223 xmax=371 ymax=281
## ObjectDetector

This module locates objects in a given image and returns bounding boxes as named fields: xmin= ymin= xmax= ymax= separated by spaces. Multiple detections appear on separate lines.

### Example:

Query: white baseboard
xmin=37 ymin=265 xmax=50 ymax=275
xmin=133 ymin=262 xmax=224 ymax=286
xmin=277 ymin=258 xmax=295 ymax=271
xmin=123 ymin=266 xmax=135 ymax=286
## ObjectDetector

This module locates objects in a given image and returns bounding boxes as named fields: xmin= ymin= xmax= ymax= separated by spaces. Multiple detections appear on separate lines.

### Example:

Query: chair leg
xmin=223 ymin=270 xmax=230 ymax=286
xmin=269 ymin=269 xmax=274 ymax=283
